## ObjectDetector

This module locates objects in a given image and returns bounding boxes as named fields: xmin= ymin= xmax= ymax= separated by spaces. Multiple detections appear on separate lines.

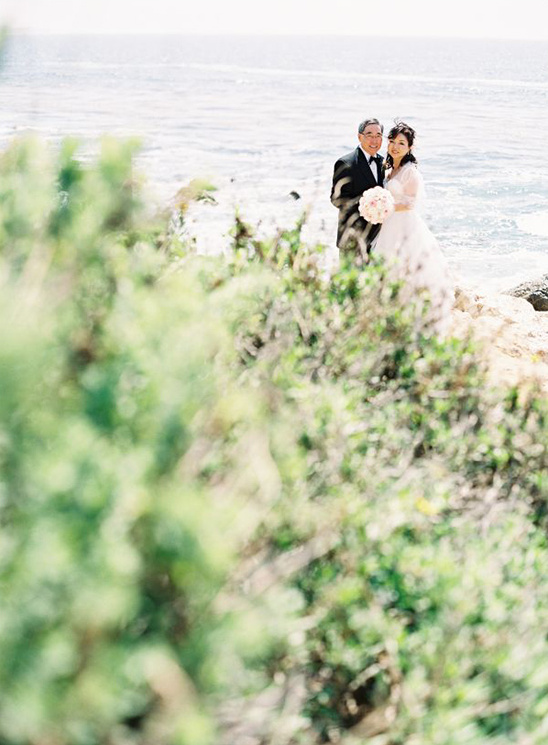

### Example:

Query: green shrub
xmin=1 ymin=137 xmax=548 ymax=745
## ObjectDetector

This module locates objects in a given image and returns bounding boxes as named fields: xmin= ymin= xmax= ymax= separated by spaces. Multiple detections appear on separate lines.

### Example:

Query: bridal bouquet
xmin=358 ymin=186 xmax=395 ymax=224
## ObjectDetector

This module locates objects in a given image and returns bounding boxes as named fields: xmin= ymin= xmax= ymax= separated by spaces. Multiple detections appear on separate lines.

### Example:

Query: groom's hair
xmin=358 ymin=118 xmax=383 ymax=134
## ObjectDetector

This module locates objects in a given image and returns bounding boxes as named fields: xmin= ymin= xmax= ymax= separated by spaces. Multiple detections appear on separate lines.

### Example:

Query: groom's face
xmin=358 ymin=124 xmax=383 ymax=157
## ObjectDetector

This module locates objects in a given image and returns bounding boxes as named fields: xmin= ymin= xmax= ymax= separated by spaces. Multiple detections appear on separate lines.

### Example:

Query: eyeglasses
xmin=362 ymin=133 xmax=383 ymax=140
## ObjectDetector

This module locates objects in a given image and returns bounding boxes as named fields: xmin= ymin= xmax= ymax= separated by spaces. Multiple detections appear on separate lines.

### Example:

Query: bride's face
xmin=388 ymin=134 xmax=411 ymax=161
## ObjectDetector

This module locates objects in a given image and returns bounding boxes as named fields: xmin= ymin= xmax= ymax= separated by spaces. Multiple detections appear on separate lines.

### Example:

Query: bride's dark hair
xmin=385 ymin=121 xmax=418 ymax=170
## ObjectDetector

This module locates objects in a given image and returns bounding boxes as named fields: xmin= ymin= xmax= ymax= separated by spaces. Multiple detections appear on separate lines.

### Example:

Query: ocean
xmin=1 ymin=34 xmax=547 ymax=289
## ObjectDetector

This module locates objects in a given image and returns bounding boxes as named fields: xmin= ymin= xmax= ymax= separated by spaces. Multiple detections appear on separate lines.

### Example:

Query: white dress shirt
xmin=359 ymin=145 xmax=381 ymax=184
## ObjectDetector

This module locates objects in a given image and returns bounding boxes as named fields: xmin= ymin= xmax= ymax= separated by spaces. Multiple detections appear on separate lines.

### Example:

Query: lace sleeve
xmin=397 ymin=164 xmax=424 ymax=208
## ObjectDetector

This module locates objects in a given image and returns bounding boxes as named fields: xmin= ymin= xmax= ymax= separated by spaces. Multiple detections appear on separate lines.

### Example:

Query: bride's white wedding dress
xmin=373 ymin=162 xmax=453 ymax=335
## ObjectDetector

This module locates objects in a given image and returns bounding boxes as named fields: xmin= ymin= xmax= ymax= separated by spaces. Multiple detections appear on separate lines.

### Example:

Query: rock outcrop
xmin=505 ymin=274 xmax=548 ymax=311
xmin=451 ymin=285 xmax=548 ymax=394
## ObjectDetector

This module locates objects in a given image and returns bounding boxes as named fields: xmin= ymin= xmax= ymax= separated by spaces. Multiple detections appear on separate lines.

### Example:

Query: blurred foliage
xmin=1 ymin=137 xmax=548 ymax=745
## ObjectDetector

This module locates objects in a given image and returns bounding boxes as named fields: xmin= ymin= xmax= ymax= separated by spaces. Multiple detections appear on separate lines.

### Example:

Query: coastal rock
xmin=451 ymin=286 xmax=548 ymax=394
xmin=454 ymin=286 xmax=535 ymax=321
xmin=453 ymin=286 xmax=480 ymax=315
xmin=505 ymin=274 xmax=548 ymax=311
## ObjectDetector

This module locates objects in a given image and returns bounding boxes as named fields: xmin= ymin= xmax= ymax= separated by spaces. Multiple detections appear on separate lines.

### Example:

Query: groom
xmin=330 ymin=118 xmax=384 ymax=259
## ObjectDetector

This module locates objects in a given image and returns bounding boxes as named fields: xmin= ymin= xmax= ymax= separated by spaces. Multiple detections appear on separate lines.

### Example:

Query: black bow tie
xmin=368 ymin=156 xmax=377 ymax=165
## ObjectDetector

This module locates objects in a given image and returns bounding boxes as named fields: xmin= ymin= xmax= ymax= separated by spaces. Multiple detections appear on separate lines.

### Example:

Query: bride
xmin=373 ymin=122 xmax=453 ymax=335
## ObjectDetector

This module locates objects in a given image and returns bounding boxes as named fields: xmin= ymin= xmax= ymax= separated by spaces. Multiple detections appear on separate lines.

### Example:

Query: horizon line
xmin=5 ymin=29 xmax=548 ymax=43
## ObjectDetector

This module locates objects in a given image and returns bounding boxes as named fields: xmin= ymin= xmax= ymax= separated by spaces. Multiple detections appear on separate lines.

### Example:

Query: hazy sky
xmin=2 ymin=0 xmax=547 ymax=39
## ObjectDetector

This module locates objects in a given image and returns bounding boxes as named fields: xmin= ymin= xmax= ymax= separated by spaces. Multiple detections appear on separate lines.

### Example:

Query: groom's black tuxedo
xmin=330 ymin=147 xmax=384 ymax=257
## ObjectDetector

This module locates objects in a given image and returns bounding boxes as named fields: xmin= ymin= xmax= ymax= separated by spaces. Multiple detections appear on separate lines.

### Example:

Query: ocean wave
xmin=37 ymin=58 xmax=548 ymax=91
xmin=166 ymin=61 xmax=548 ymax=91
xmin=517 ymin=211 xmax=548 ymax=238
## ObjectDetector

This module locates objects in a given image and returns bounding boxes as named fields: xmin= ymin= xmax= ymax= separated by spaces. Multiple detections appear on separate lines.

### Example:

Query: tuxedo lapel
xmin=377 ymin=155 xmax=385 ymax=186
xmin=355 ymin=148 xmax=377 ymax=190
